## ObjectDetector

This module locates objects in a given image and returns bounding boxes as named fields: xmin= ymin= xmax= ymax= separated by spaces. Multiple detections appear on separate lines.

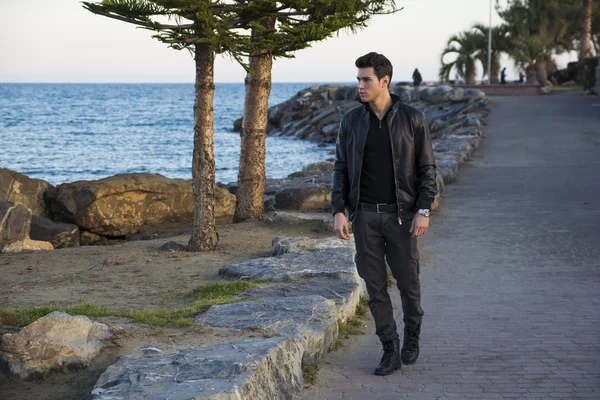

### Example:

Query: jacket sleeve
xmin=331 ymin=117 xmax=350 ymax=216
xmin=414 ymin=112 xmax=437 ymax=210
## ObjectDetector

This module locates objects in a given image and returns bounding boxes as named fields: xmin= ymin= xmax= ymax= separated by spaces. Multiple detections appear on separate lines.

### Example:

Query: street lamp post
xmin=487 ymin=0 xmax=492 ymax=85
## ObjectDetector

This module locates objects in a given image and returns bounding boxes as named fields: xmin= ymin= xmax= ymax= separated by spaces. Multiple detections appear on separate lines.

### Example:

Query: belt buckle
xmin=376 ymin=203 xmax=386 ymax=213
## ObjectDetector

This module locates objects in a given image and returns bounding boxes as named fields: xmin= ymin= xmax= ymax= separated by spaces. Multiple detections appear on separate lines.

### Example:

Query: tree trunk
xmin=233 ymin=20 xmax=274 ymax=223
xmin=188 ymin=43 xmax=218 ymax=251
xmin=580 ymin=0 xmax=593 ymax=60
xmin=526 ymin=64 xmax=538 ymax=84
xmin=491 ymin=54 xmax=501 ymax=84
xmin=535 ymin=62 xmax=548 ymax=86
xmin=465 ymin=60 xmax=476 ymax=85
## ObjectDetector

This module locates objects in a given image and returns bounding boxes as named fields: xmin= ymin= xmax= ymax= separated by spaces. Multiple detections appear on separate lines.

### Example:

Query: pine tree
xmin=82 ymin=0 xmax=255 ymax=251
xmin=233 ymin=0 xmax=399 ymax=222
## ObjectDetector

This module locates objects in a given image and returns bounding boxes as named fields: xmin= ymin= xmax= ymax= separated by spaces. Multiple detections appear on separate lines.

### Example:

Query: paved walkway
xmin=296 ymin=95 xmax=600 ymax=400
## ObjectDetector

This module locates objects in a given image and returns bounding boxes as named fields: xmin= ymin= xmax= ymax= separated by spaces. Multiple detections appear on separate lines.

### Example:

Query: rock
xmin=0 ymin=311 xmax=111 ymax=380
xmin=270 ymin=236 xmax=354 ymax=257
xmin=196 ymin=296 xmax=338 ymax=364
xmin=463 ymin=88 xmax=486 ymax=100
xmin=237 ymin=278 xmax=363 ymax=322
xmin=80 ymin=231 xmax=103 ymax=245
xmin=2 ymin=238 xmax=54 ymax=253
xmin=448 ymin=87 xmax=466 ymax=102
xmin=270 ymin=212 xmax=338 ymax=233
xmin=321 ymin=122 xmax=338 ymax=137
xmin=302 ymin=161 xmax=334 ymax=174
xmin=271 ymin=238 xmax=293 ymax=256
xmin=452 ymin=125 xmax=482 ymax=137
xmin=29 ymin=216 xmax=79 ymax=249
xmin=419 ymin=87 xmax=433 ymax=102
xmin=219 ymin=247 xmax=357 ymax=283
xmin=431 ymin=193 xmax=441 ymax=212
xmin=541 ymin=86 xmax=552 ymax=94
xmin=0 ymin=200 xmax=31 ymax=246
xmin=263 ymin=173 xmax=332 ymax=211
xmin=91 ymin=338 xmax=304 ymax=400
xmin=392 ymin=86 xmax=412 ymax=102
xmin=48 ymin=173 xmax=235 ymax=236
xmin=157 ymin=241 xmax=187 ymax=252
xmin=435 ymin=170 xmax=446 ymax=194
xmin=428 ymin=85 xmax=454 ymax=104
xmin=0 ymin=168 xmax=53 ymax=217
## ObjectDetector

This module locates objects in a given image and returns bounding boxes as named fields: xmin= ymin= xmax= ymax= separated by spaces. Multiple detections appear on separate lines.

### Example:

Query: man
xmin=501 ymin=67 xmax=507 ymax=84
xmin=412 ymin=68 xmax=423 ymax=101
xmin=331 ymin=52 xmax=437 ymax=376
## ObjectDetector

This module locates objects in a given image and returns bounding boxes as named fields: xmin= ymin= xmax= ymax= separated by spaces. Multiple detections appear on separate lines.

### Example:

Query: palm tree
xmin=472 ymin=24 xmax=509 ymax=84
xmin=497 ymin=0 xmax=571 ymax=85
xmin=440 ymin=31 xmax=483 ymax=84
xmin=580 ymin=0 xmax=593 ymax=60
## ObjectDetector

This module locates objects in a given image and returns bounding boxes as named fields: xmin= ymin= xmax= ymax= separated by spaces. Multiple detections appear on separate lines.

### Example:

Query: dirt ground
xmin=0 ymin=217 xmax=333 ymax=400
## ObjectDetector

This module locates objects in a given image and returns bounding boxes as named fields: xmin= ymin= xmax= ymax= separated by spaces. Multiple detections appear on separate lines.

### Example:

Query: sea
xmin=0 ymin=83 xmax=340 ymax=186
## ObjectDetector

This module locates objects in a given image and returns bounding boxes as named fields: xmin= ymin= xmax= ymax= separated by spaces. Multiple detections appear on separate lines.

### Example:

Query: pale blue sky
xmin=0 ymin=0 xmax=577 ymax=83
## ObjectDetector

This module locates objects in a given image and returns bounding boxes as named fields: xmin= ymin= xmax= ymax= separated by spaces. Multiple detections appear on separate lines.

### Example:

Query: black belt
xmin=358 ymin=203 xmax=398 ymax=213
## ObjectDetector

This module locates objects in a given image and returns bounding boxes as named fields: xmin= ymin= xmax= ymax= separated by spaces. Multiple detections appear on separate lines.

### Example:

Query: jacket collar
xmin=360 ymin=93 xmax=401 ymax=117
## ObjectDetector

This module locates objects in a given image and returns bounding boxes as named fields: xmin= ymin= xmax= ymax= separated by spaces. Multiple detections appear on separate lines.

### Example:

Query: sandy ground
xmin=0 ymin=217 xmax=333 ymax=400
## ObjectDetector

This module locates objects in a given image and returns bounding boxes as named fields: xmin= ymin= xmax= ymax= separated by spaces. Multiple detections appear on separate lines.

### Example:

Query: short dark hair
xmin=355 ymin=52 xmax=393 ymax=87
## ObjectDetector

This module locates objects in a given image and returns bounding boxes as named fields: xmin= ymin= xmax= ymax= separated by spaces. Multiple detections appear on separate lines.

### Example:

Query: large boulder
xmin=0 ymin=168 xmax=53 ymax=217
xmin=29 ymin=216 xmax=79 ymax=249
xmin=0 ymin=312 xmax=111 ymax=380
xmin=0 ymin=200 xmax=31 ymax=245
xmin=428 ymin=85 xmax=455 ymax=104
xmin=92 ymin=338 xmax=304 ymax=400
xmin=48 ymin=174 xmax=235 ymax=236
xmin=265 ymin=173 xmax=332 ymax=212
xmin=0 ymin=200 xmax=53 ymax=253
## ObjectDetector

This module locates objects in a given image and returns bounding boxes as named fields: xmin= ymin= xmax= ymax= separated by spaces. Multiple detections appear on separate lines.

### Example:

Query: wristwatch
xmin=417 ymin=209 xmax=430 ymax=218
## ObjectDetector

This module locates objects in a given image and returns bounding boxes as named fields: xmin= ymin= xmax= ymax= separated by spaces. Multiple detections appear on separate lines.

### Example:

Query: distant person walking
xmin=412 ymin=68 xmax=423 ymax=101
xmin=501 ymin=67 xmax=507 ymax=84
xmin=519 ymin=71 xmax=525 ymax=84
xmin=332 ymin=52 xmax=437 ymax=376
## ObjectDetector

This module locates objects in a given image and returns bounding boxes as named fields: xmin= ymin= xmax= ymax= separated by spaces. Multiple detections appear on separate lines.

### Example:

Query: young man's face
xmin=357 ymin=67 xmax=389 ymax=103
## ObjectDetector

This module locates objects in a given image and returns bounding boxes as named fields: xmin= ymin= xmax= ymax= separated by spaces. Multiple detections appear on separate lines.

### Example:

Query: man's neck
xmin=369 ymin=91 xmax=393 ymax=120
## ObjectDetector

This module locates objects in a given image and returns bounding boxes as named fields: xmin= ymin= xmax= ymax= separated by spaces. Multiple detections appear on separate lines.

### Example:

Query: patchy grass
xmin=0 ymin=281 xmax=256 ymax=328
xmin=338 ymin=316 xmax=364 ymax=337
xmin=355 ymin=296 xmax=369 ymax=318
xmin=334 ymin=296 xmax=370 ymax=350
xmin=387 ymin=269 xmax=396 ymax=288
xmin=302 ymin=362 xmax=319 ymax=386
xmin=544 ymin=85 xmax=584 ymax=95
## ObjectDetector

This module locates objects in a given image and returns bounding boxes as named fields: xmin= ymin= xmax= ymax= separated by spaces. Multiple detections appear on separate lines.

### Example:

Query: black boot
xmin=401 ymin=323 xmax=421 ymax=365
xmin=374 ymin=338 xmax=401 ymax=376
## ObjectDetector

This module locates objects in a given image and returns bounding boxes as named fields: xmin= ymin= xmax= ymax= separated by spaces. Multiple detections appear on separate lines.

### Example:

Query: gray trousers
xmin=353 ymin=209 xmax=424 ymax=343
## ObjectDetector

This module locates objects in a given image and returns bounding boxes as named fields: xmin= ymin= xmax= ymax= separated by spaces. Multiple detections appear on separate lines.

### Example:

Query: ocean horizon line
xmin=0 ymin=81 xmax=356 ymax=85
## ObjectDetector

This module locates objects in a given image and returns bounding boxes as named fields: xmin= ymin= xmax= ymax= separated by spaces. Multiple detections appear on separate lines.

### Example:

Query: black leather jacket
xmin=331 ymin=94 xmax=437 ymax=223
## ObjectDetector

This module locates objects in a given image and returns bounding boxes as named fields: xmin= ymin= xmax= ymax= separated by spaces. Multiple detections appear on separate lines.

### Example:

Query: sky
xmin=0 ymin=0 xmax=578 ymax=83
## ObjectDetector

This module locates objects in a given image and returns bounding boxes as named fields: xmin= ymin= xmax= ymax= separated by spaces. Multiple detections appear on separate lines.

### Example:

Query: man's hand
xmin=334 ymin=213 xmax=351 ymax=240
xmin=410 ymin=214 xmax=429 ymax=237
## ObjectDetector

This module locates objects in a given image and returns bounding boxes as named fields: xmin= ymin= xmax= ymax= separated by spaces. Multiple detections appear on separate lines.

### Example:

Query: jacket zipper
xmin=354 ymin=112 xmax=369 ymax=220
xmin=386 ymin=111 xmax=402 ymax=225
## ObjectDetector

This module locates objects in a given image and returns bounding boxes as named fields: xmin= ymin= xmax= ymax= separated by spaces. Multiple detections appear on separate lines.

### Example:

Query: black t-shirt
xmin=359 ymin=108 xmax=397 ymax=205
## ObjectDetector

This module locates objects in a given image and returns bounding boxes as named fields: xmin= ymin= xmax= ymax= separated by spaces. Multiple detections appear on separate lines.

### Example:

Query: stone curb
xmin=90 ymin=239 xmax=365 ymax=400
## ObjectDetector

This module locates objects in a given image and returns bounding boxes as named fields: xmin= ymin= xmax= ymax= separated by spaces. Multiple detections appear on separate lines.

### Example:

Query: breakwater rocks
xmin=233 ymin=84 xmax=488 ymax=145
